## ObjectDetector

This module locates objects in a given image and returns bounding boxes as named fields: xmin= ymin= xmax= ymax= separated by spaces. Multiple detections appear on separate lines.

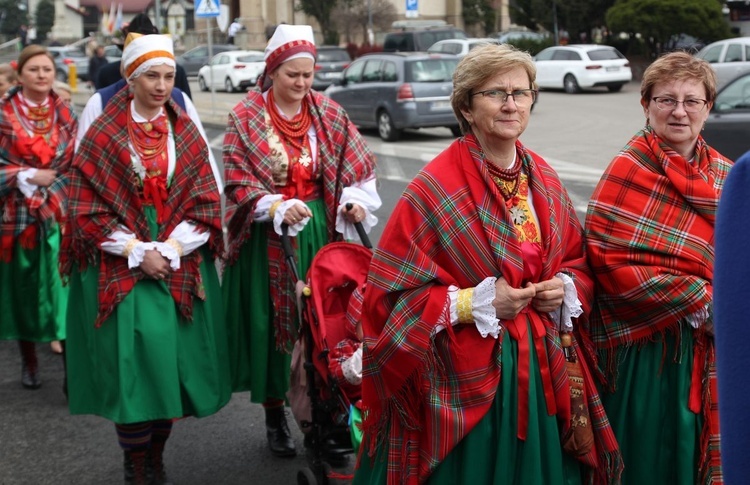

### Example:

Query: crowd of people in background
xmin=2 ymin=13 xmax=750 ymax=485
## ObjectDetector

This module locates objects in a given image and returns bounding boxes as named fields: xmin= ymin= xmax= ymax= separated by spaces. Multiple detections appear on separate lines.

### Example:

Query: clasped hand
xmin=283 ymin=203 xmax=313 ymax=226
xmin=493 ymin=276 xmax=565 ymax=319
xmin=139 ymin=249 xmax=171 ymax=280
xmin=28 ymin=169 xmax=57 ymax=187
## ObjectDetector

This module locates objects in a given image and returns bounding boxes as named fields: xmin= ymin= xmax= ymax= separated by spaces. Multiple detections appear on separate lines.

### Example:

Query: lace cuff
xmin=126 ymin=241 xmax=155 ymax=269
xmin=273 ymin=199 xmax=311 ymax=236
xmin=253 ymin=194 xmax=284 ymax=222
xmin=446 ymin=276 xmax=500 ymax=339
xmin=153 ymin=242 xmax=181 ymax=271
xmin=548 ymin=272 xmax=583 ymax=332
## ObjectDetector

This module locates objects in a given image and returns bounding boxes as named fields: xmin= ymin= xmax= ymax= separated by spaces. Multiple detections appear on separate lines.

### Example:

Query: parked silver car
xmin=176 ymin=44 xmax=234 ymax=76
xmin=695 ymin=37 xmax=750 ymax=90
xmin=703 ymin=71 xmax=750 ymax=161
xmin=48 ymin=46 xmax=89 ymax=82
xmin=326 ymin=52 xmax=460 ymax=141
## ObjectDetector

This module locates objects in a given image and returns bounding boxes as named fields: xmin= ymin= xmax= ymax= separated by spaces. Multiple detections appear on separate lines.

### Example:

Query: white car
xmin=534 ymin=44 xmax=632 ymax=94
xmin=197 ymin=50 xmax=265 ymax=93
xmin=427 ymin=38 xmax=499 ymax=57
xmin=695 ymin=37 xmax=750 ymax=90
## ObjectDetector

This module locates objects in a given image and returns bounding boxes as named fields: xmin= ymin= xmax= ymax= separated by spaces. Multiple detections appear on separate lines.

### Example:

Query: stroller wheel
xmin=297 ymin=467 xmax=319 ymax=485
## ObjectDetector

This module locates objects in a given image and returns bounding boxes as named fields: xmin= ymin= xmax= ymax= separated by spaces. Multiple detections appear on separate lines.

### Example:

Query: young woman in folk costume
xmin=0 ymin=45 xmax=76 ymax=390
xmin=222 ymin=24 xmax=380 ymax=457
xmin=354 ymin=44 xmax=621 ymax=484
xmin=62 ymin=34 xmax=230 ymax=484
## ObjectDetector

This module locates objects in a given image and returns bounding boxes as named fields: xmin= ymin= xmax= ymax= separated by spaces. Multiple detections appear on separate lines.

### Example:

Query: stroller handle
xmin=345 ymin=203 xmax=373 ymax=249
xmin=280 ymin=224 xmax=300 ymax=282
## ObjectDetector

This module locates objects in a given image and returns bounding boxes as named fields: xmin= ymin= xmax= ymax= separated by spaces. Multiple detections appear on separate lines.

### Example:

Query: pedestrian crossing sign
xmin=195 ymin=0 xmax=220 ymax=17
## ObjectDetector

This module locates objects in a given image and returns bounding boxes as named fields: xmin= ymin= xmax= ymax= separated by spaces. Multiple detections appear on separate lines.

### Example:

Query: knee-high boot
xmin=18 ymin=340 xmax=41 ymax=389
xmin=123 ymin=448 xmax=149 ymax=485
xmin=264 ymin=405 xmax=296 ymax=457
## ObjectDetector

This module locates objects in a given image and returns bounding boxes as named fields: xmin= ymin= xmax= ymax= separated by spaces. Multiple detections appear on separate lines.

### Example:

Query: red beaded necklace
xmin=18 ymin=94 xmax=54 ymax=135
xmin=126 ymin=105 xmax=169 ymax=176
xmin=486 ymin=156 xmax=522 ymax=200
xmin=267 ymin=88 xmax=312 ymax=153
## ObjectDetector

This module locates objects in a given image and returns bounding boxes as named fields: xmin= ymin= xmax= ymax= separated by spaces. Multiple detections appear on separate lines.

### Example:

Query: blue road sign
xmin=195 ymin=0 xmax=220 ymax=18
xmin=406 ymin=0 xmax=418 ymax=18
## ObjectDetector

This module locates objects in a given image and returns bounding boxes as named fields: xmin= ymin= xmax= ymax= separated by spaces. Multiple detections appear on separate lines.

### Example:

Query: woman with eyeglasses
xmin=585 ymin=51 xmax=731 ymax=483
xmin=354 ymin=43 xmax=621 ymax=484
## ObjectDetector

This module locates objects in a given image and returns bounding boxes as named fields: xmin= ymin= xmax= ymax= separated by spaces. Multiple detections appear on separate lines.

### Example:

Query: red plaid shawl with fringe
xmin=585 ymin=128 xmax=731 ymax=483
xmin=361 ymin=136 xmax=621 ymax=485
xmin=223 ymin=89 xmax=375 ymax=349
xmin=61 ymin=87 xmax=222 ymax=326
xmin=0 ymin=87 xmax=77 ymax=261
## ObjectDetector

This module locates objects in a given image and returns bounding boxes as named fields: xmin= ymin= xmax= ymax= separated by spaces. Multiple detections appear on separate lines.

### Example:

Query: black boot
xmin=265 ymin=406 xmax=296 ymax=457
xmin=60 ymin=340 xmax=68 ymax=399
xmin=19 ymin=341 xmax=41 ymax=389
xmin=150 ymin=441 xmax=174 ymax=485
xmin=123 ymin=448 xmax=149 ymax=484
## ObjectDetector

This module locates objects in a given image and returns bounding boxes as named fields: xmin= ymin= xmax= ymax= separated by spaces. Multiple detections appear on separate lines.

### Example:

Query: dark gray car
xmin=703 ymin=71 xmax=750 ymax=161
xmin=326 ymin=52 xmax=460 ymax=141
xmin=313 ymin=46 xmax=351 ymax=91
xmin=176 ymin=44 xmax=234 ymax=76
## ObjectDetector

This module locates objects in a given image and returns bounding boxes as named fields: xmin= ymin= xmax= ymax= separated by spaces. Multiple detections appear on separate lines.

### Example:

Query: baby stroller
xmin=281 ymin=215 xmax=372 ymax=485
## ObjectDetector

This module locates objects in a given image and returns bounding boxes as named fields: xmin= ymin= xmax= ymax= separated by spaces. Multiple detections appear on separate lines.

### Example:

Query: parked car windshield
xmin=405 ymin=58 xmax=459 ymax=82
xmin=237 ymin=54 xmax=264 ymax=63
xmin=587 ymin=48 xmax=624 ymax=61
xmin=318 ymin=50 xmax=350 ymax=62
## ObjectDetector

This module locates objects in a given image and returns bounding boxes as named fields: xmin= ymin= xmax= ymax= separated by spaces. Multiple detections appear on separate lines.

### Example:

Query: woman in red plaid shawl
xmin=0 ymin=45 xmax=76 ymax=390
xmin=62 ymin=34 xmax=230 ymax=484
xmin=585 ymin=52 xmax=732 ymax=484
xmin=222 ymin=24 xmax=379 ymax=457
xmin=354 ymin=44 xmax=621 ymax=485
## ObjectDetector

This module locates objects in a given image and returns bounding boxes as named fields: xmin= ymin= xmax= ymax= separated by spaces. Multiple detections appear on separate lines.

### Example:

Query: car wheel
xmin=608 ymin=84 xmax=624 ymax=93
xmin=377 ymin=110 xmax=401 ymax=142
xmin=198 ymin=76 xmax=208 ymax=92
xmin=449 ymin=125 xmax=462 ymax=137
xmin=56 ymin=70 xmax=67 ymax=82
xmin=563 ymin=74 xmax=580 ymax=94
xmin=225 ymin=78 xmax=234 ymax=93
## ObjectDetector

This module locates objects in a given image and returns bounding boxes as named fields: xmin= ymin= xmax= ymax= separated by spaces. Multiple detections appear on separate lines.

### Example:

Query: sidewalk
xmin=70 ymin=84 xmax=236 ymax=129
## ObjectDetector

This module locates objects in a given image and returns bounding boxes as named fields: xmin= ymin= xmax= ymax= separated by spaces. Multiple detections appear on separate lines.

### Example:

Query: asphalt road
xmin=1 ymin=81 xmax=646 ymax=484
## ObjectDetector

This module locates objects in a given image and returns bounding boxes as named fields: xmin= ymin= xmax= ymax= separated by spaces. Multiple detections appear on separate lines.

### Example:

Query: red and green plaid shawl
xmin=0 ymin=86 xmax=77 ymax=261
xmin=62 ymin=87 xmax=222 ymax=326
xmin=361 ymin=136 xmax=620 ymax=484
xmin=223 ymin=89 xmax=375 ymax=348
xmin=585 ymin=128 xmax=731 ymax=483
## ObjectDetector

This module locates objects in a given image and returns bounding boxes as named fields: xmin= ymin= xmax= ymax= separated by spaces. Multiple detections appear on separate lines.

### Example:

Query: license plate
xmin=323 ymin=72 xmax=342 ymax=79
xmin=431 ymin=101 xmax=451 ymax=110
xmin=606 ymin=66 xmax=619 ymax=72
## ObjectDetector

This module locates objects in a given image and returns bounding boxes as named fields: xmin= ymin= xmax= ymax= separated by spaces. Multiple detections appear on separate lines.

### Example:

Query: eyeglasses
xmin=472 ymin=88 xmax=537 ymax=106
xmin=651 ymin=96 xmax=708 ymax=113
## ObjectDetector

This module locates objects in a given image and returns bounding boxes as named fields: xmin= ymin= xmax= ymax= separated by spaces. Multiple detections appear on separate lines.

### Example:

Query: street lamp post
xmin=154 ymin=0 xmax=162 ymax=32
xmin=552 ymin=0 xmax=559 ymax=45
xmin=367 ymin=0 xmax=373 ymax=45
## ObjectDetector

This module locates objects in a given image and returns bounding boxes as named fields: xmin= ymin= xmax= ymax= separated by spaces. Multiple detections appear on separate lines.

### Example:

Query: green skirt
xmin=355 ymin=326 xmax=584 ymax=485
xmin=222 ymin=198 xmax=328 ymax=403
xmin=66 ymin=207 xmax=231 ymax=424
xmin=0 ymin=222 xmax=66 ymax=342
xmin=601 ymin=328 xmax=700 ymax=484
